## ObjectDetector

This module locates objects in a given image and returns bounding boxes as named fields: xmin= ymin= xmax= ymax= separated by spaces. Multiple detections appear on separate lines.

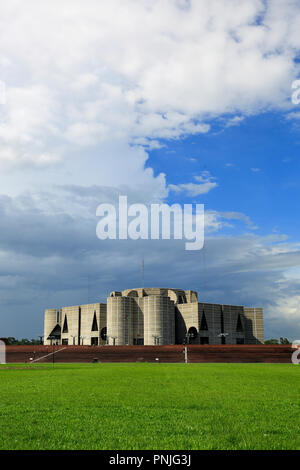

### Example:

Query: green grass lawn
xmin=0 ymin=363 xmax=299 ymax=450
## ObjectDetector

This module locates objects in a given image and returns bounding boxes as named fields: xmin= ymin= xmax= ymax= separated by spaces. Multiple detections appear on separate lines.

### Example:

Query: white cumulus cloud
xmin=0 ymin=0 xmax=299 ymax=172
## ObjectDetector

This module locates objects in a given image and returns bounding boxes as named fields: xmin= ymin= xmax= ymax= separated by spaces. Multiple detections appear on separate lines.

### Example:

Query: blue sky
xmin=0 ymin=0 xmax=300 ymax=341
xmin=148 ymin=112 xmax=300 ymax=241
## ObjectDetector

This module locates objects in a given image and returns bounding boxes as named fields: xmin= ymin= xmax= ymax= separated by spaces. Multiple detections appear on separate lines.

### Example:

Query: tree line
xmin=264 ymin=338 xmax=291 ymax=345
xmin=2 ymin=336 xmax=292 ymax=345
xmin=4 ymin=337 xmax=42 ymax=345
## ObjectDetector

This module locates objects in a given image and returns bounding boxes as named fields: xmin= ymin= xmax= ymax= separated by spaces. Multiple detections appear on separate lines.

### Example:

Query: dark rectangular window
xmin=236 ymin=338 xmax=245 ymax=344
xmin=91 ymin=337 xmax=99 ymax=346
xmin=134 ymin=338 xmax=144 ymax=345
xmin=200 ymin=337 xmax=209 ymax=344
xmin=62 ymin=339 xmax=68 ymax=345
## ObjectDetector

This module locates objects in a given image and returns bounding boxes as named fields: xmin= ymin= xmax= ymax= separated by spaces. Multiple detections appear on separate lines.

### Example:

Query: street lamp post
xmin=218 ymin=332 xmax=229 ymax=344
xmin=52 ymin=338 xmax=55 ymax=365
xmin=152 ymin=335 xmax=162 ymax=345
xmin=105 ymin=336 xmax=118 ymax=346
xmin=38 ymin=335 xmax=44 ymax=345
xmin=185 ymin=332 xmax=193 ymax=344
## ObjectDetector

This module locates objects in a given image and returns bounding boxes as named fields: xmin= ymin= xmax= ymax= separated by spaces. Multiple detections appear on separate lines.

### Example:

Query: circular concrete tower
xmin=107 ymin=296 xmax=133 ymax=345
xmin=143 ymin=295 xmax=175 ymax=345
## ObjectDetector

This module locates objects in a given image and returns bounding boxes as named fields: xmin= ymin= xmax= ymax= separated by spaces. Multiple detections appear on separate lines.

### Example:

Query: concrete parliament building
xmin=44 ymin=287 xmax=264 ymax=346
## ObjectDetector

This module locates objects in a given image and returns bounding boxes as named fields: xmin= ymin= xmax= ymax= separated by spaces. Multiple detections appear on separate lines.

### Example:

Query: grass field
xmin=0 ymin=363 xmax=299 ymax=450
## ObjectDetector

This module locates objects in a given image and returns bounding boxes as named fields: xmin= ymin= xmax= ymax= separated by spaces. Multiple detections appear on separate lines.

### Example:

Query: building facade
xmin=44 ymin=287 xmax=264 ymax=346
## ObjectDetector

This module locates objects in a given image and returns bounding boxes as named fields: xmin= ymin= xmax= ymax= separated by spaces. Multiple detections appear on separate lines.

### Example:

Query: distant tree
xmin=20 ymin=338 xmax=30 ymax=345
xmin=6 ymin=337 xmax=41 ymax=346
xmin=279 ymin=337 xmax=291 ymax=345
xmin=264 ymin=338 xmax=291 ymax=345
xmin=264 ymin=339 xmax=279 ymax=345
xmin=30 ymin=339 xmax=41 ymax=345
xmin=7 ymin=337 xmax=18 ymax=345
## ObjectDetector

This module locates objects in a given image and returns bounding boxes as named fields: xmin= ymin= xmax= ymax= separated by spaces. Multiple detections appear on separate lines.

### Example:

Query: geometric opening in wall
xmin=47 ymin=324 xmax=61 ymax=340
xmin=177 ymin=294 xmax=187 ymax=304
xmin=62 ymin=315 xmax=68 ymax=333
xmin=127 ymin=290 xmax=138 ymax=297
xmin=200 ymin=311 xmax=208 ymax=330
xmin=236 ymin=338 xmax=244 ymax=344
xmin=100 ymin=326 xmax=107 ymax=341
xmin=236 ymin=314 xmax=244 ymax=332
xmin=188 ymin=326 xmax=198 ymax=339
xmin=200 ymin=337 xmax=209 ymax=345
xmin=133 ymin=338 xmax=144 ymax=345
xmin=91 ymin=312 xmax=98 ymax=332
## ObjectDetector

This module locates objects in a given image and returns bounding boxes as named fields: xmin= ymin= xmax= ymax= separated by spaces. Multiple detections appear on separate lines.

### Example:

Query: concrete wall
xmin=78 ymin=303 xmax=107 ymax=346
xmin=44 ymin=308 xmax=59 ymax=345
xmin=244 ymin=307 xmax=264 ymax=344
xmin=107 ymin=296 xmax=133 ymax=345
xmin=61 ymin=305 xmax=80 ymax=345
xmin=107 ymin=294 xmax=175 ymax=345
xmin=44 ymin=287 xmax=264 ymax=346
xmin=132 ymin=298 xmax=144 ymax=344
xmin=44 ymin=303 xmax=106 ymax=346
xmin=143 ymin=295 xmax=175 ymax=345
xmin=223 ymin=304 xmax=245 ymax=345
xmin=176 ymin=302 xmax=258 ymax=345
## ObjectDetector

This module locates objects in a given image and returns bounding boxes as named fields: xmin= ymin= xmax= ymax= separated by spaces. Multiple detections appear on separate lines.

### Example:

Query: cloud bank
xmin=0 ymin=0 xmax=299 ymax=170
xmin=0 ymin=1 xmax=299 ymax=339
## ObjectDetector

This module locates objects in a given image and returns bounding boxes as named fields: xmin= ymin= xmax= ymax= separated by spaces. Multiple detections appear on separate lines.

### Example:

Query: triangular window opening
xmin=200 ymin=311 xmax=208 ymax=331
xmin=236 ymin=314 xmax=244 ymax=332
xmin=47 ymin=324 xmax=61 ymax=340
xmin=91 ymin=312 xmax=99 ymax=332
xmin=62 ymin=315 xmax=68 ymax=333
